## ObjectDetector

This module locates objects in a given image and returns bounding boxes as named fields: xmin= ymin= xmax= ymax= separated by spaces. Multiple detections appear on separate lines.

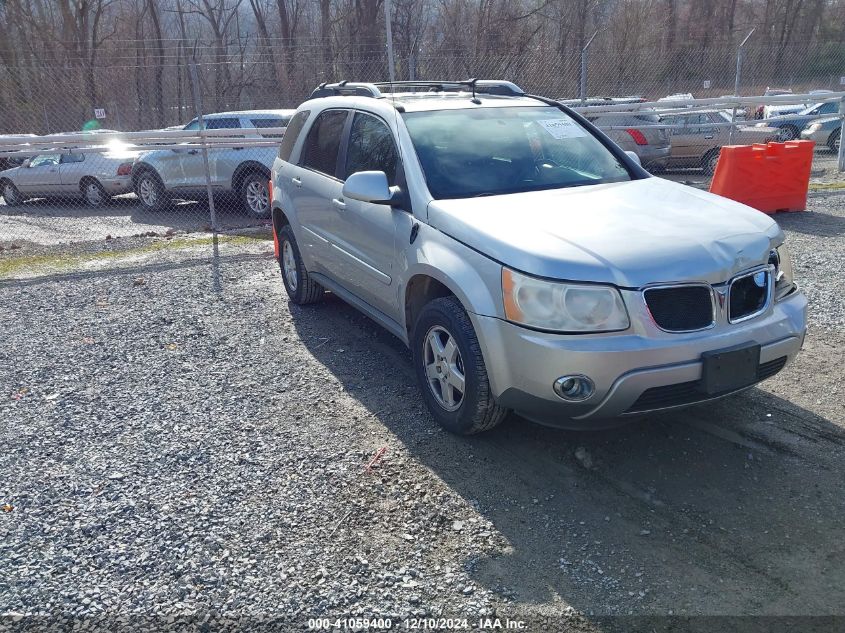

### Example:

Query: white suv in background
xmin=131 ymin=110 xmax=293 ymax=217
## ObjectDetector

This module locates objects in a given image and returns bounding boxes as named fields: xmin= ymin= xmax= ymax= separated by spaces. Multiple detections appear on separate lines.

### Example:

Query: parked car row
xmin=0 ymin=110 xmax=293 ymax=216
xmin=584 ymin=108 xmax=779 ymax=175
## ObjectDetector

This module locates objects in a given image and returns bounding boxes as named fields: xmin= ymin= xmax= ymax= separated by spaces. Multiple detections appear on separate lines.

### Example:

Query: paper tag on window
xmin=538 ymin=118 xmax=587 ymax=139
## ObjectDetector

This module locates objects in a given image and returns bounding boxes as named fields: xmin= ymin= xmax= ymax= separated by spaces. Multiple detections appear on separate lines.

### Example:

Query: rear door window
xmin=278 ymin=110 xmax=310 ymax=162
xmin=344 ymin=113 xmax=399 ymax=185
xmin=205 ymin=118 xmax=240 ymax=130
xmin=300 ymin=110 xmax=348 ymax=177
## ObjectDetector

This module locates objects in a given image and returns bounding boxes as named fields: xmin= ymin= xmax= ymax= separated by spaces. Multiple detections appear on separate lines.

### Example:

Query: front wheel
xmin=778 ymin=125 xmax=799 ymax=141
xmin=135 ymin=172 xmax=170 ymax=212
xmin=240 ymin=173 xmax=270 ymax=218
xmin=412 ymin=296 xmax=508 ymax=435
xmin=1 ymin=180 xmax=24 ymax=206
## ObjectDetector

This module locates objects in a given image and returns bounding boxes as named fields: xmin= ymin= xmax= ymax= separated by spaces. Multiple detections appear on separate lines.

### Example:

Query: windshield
xmin=402 ymin=106 xmax=632 ymax=199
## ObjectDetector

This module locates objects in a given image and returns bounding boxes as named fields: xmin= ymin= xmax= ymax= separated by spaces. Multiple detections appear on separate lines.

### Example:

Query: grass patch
xmin=808 ymin=181 xmax=845 ymax=191
xmin=0 ymin=233 xmax=269 ymax=279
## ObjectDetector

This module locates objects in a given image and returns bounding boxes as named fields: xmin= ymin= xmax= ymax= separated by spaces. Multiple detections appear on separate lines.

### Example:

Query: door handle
xmin=704 ymin=135 xmax=714 ymax=140
xmin=291 ymin=177 xmax=302 ymax=188
xmin=188 ymin=149 xmax=198 ymax=155
xmin=331 ymin=198 xmax=346 ymax=210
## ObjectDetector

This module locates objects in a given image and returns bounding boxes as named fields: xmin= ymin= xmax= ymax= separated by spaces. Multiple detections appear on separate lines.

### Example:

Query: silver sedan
xmin=0 ymin=150 xmax=136 ymax=207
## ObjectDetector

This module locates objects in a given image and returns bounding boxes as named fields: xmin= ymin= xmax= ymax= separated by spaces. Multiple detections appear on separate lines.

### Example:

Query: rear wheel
xmin=278 ymin=224 xmax=324 ymax=304
xmin=412 ymin=296 xmax=507 ymax=435
xmin=135 ymin=171 xmax=170 ymax=212
xmin=240 ymin=172 xmax=270 ymax=218
xmin=829 ymin=129 xmax=841 ymax=153
xmin=82 ymin=179 xmax=108 ymax=207
xmin=1 ymin=180 xmax=23 ymax=206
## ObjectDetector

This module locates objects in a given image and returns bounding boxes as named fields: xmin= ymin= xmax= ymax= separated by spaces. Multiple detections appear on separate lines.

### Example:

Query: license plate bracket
xmin=701 ymin=343 xmax=761 ymax=395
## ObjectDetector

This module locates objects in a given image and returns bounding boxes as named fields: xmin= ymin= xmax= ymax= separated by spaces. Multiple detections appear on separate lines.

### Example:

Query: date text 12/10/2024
xmin=307 ymin=617 xmax=528 ymax=630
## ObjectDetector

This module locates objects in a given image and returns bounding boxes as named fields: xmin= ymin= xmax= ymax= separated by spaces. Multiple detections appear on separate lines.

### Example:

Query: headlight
xmin=806 ymin=123 xmax=821 ymax=133
xmin=769 ymin=244 xmax=795 ymax=300
xmin=502 ymin=268 xmax=630 ymax=332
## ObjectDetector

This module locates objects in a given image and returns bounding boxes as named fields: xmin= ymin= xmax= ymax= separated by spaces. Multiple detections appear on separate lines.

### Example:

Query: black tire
xmin=1 ymin=179 xmax=24 ymax=206
xmin=81 ymin=178 xmax=108 ymax=207
xmin=778 ymin=125 xmax=799 ymax=141
xmin=134 ymin=170 xmax=170 ymax=212
xmin=412 ymin=296 xmax=508 ymax=435
xmin=702 ymin=149 xmax=720 ymax=176
xmin=829 ymin=129 xmax=841 ymax=153
xmin=240 ymin=172 xmax=271 ymax=218
xmin=278 ymin=224 xmax=324 ymax=304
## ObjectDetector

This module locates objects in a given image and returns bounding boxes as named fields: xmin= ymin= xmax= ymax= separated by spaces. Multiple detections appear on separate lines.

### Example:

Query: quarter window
xmin=344 ymin=113 xmax=399 ymax=185
xmin=300 ymin=110 xmax=347 ymax=177
xmin=250 ymin=117 xmax=290 ymax=138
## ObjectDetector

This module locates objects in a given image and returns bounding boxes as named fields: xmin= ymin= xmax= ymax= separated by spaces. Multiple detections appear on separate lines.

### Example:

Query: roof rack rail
xmin=309 ymin=81 xmax=383 ymax=100
xmin=372 ymin=79 xmax=524 ymax=97
xmin=307 ymin=79 xmax=525 ymax=101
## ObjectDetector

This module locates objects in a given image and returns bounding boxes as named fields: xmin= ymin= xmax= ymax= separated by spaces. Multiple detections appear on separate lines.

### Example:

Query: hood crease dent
xmin=428 ymin=178 xmax=781 ymax=288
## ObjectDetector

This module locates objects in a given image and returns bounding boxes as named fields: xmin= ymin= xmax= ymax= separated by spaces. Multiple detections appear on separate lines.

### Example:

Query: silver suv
xmin=132 ymin=110 xmax=293 ymax=217
xmin=271 ymin=80 xmax=807 ymax=435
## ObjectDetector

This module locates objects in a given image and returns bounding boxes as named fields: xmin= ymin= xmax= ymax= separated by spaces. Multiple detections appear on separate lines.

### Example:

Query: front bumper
xmin=471 ymin=290 xmax=807 ymax=429
xmin=799 ymin=129 xmax=828 ymax=145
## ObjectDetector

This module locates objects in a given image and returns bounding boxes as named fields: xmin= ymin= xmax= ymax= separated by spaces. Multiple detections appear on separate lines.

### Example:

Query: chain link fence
xmin=1 ymin=41 xmax=843 ymax=265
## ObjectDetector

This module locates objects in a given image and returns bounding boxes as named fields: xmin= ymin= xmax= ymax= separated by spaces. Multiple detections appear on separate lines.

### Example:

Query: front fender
xmin=405 ymin=223 xmax=504 ymax=321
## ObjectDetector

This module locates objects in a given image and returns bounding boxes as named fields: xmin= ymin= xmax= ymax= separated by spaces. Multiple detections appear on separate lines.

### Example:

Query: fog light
xmin=553 ymin=375 xmax=595 ymax=401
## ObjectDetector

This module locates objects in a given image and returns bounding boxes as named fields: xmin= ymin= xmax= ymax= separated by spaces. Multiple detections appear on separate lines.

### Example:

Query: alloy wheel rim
xmin=139 ymin=178 xmax=157 ymax=206
xmin=86 ymin=184 xmax=102 ymax=205
xmin=282 ymin=240 xmax=298 ymax=292
xmin=423 ymin=325 xmax=465 ymax=412
xmin=246 ymin=180 xmax=268 ymax=214
xmin=3 ymin=184 xmax=15 ymax=202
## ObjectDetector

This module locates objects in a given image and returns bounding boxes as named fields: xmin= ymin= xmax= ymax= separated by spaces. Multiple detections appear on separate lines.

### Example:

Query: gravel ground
xmin=0 ymin=194 xmax=844 ymax=632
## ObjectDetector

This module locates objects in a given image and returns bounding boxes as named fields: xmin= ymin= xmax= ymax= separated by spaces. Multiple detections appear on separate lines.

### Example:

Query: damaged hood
xmin=427 ymin=177 xmax=781 ymax=288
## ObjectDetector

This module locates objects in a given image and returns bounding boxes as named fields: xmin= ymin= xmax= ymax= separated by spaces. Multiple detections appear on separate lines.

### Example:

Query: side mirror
xmin=343 ymin=170 xmax=395 ymax=205
xmin=625 ymin=151 xmax=641 ymax=167
xmin=21 ymin=158 xmax=31 ymax=168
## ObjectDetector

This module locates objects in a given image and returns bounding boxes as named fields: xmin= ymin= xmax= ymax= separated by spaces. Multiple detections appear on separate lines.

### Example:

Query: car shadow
xmin=288 ymin=293 xmax=845 ymax=618
xmin=774 ymin=203 xmax=845 ymax=238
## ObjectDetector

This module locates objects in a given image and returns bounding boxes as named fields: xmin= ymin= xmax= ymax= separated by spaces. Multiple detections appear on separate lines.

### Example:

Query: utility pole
xmin=385 ymin=0 xmax=396 ymax=83
xmin=729 ymin=28 xmax=755 ymax=145
xmin=579 ymin=31 xmax=599 ymax=104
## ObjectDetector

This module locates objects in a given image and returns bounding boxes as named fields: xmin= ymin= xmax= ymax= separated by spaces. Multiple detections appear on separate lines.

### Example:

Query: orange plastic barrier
xmin=709 ymin=140 xmax=815 ymax=214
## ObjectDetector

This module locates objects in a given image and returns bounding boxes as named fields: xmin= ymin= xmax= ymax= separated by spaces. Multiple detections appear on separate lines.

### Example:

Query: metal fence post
xmin=188 ymin=60 xmax=222 ymax=293
xmin=838 ymin=95 xmax=844 ymax=173
xmin=579 ymin=31 xmax=599 ymax=104
xmin=729 ymin=28 xmax=755 ymax=145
